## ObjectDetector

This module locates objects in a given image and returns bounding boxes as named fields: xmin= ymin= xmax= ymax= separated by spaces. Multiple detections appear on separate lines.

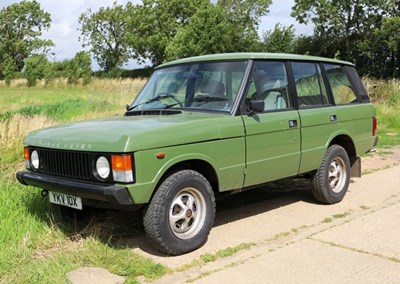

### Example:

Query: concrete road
xmin=130 ymin=165 xmax=400 ymax=283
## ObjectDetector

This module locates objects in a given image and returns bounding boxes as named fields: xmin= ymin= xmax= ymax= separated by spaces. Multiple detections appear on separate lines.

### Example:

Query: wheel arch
xmin=329 ymin=134 xmax=357 ymax=164
xmin=152 ymin=159 xmax=219 ymax=199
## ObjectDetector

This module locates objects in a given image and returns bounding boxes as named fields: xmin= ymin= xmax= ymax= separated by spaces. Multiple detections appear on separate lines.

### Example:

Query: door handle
xmin=289 ymin=120 xmax=298 ymax=128
xmin=330 ymin=115 xmax=337 ymax=122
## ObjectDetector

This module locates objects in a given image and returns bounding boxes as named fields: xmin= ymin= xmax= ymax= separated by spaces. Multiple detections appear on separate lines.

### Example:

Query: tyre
xmin=312 ymin=145 xmax=350 ymax=204
xmin=143 ymin=170 xmax=216 ymax=255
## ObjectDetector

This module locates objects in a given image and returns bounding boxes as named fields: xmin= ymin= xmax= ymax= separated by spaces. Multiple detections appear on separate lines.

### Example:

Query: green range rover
xmin=17 ymin=53 xmax=377 ymax=255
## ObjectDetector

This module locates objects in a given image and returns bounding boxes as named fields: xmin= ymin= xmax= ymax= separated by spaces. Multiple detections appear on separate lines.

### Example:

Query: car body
xmin=17 ymin=53 xmax=377 ymax=255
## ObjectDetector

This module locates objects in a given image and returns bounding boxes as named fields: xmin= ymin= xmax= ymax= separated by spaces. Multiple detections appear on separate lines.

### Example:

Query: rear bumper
xmin=16 ymin=171 xmax=133 ymax=206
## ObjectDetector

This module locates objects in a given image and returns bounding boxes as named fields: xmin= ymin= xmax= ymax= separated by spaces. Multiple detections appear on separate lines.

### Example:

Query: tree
xmin=1 ymin=57 xmax=15 ymax=86
xmin=67 ymin=52 xmax=92 ymax=85
xmin=79 ymin=2 xmax=131 ymax=72
xmin=125 ymin=0 xmax=209 ymax=66
xmin=291 ymin=0 xmax=394 ymax=60
xmin=165 ymin=4 xmax=235 ymax=61
xmin=217 ymin=0 xmax=272 ymax=51
xmin=260 ymin=24 xmax=296 ymax=53
xmin=165 ymin=0 xmax=272 ymax=61
xmin=0 ymin=0 xmax=53 ymax=79
xmin=24 ymin=54 xmax=50 ymax=86
xmin=291 ymin=0 xmax=400 ymax=78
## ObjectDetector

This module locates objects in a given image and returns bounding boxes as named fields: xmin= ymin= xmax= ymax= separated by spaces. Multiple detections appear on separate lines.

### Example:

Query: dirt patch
xmin=362 ymin=146 xmax=400 ymax=173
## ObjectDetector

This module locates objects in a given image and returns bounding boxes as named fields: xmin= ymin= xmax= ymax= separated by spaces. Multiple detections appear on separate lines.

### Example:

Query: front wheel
xmin=143 ymin=170 xmax=215 ymax=255
xmin=312 ymin=145 xmax=351 ymax=204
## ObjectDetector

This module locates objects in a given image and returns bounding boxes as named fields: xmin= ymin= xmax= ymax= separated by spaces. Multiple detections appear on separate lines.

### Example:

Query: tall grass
xmin=0 ymin=78 xmax=169 ymax=283
xmin=364 ymin=78 xmax=400 ymax=146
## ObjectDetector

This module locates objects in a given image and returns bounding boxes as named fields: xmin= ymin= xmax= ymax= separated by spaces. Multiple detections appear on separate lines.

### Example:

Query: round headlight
xmin=96 ymin=156 xmax=110 ymax=179
xmin=31 ymin=150 xmax=39 ymax=169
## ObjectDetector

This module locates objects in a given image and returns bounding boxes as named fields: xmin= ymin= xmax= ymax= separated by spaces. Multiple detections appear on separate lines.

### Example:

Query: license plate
xmin=49 ymin=192 xmax=82 ymax=210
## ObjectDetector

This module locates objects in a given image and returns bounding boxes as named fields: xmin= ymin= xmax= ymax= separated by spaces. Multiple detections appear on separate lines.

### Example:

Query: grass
xmin=0 ymin=78 xmax=170 ymax=283
xmin=0 ymin=77 xmax=399 ymax=282
xmin=365 ymin=78 xmax=400 ymax=147
xmin=177 ymin=242 xmax=256 ymax=272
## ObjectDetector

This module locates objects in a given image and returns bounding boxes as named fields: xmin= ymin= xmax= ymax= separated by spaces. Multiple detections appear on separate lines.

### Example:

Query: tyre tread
xmin=312 ymin=145 xmax=350 ymax=204
xmin=143 ymin=170 xmax=215 ymax=255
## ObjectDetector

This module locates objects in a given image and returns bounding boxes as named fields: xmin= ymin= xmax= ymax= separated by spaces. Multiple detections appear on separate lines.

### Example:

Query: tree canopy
xmin=0 ymin=0 xmax=399 ymax=80
xmin=291 ymin=0 xmax=400 ymax=78
xmin=0 ymin=0 xmax=52 ymax=79
xmin=79 ymin=2 xmax=131 ymax=72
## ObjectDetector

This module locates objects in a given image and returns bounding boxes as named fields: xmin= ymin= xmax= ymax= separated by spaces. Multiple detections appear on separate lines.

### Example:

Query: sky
xmin=0 ymin=0 xmax=313 ymax=69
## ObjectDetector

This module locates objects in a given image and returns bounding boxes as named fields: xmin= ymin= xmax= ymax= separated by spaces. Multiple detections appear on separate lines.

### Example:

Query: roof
xmin=158 ymin=53 xmax=354 ymax=68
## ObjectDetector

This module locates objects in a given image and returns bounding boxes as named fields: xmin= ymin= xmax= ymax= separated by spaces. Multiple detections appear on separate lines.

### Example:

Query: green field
xmin=0 ymin=78 xmax=399 ymax=283
xmin=0 ymin=78 xmax=169 ymax=283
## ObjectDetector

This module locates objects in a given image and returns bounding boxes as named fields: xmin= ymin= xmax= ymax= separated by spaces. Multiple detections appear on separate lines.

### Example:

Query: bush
xmin=24 ymin=54 xmax=50 ymax=86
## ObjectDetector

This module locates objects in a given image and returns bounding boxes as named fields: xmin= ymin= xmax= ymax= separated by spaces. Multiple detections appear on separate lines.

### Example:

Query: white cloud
xmin=260 ymin=0 xmax=314 ymax=35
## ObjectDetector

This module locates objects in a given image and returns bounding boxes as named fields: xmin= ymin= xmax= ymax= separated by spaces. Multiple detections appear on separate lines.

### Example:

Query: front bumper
xmin=16 ymin=171 xmax=133 ymax=206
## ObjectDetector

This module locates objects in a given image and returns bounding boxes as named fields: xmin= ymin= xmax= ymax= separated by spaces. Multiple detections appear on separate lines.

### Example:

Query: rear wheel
xmin=312 ymin=145 xmax=350 ymax=204
xmin=143 ymin=170 xmax=215 ymax=255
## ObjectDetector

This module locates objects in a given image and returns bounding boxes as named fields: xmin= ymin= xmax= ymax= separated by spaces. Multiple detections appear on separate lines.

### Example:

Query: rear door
xmin=241 ymin=61 xmax=301 ymax=187
xmin=290 ymin=61 xmax=337 ymax=173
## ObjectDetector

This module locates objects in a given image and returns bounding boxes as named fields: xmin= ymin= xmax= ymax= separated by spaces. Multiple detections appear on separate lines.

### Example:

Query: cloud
xmin=260 ymin=0 xmax=314 ymax=35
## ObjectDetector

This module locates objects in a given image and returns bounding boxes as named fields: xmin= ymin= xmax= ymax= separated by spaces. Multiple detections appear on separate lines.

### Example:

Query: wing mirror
xmin=249 ymin=100 xmax=265 ymax=113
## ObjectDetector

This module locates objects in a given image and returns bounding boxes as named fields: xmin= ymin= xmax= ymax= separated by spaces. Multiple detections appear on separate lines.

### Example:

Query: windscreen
xmin=129 ymin=61 xmax=248 ymax=112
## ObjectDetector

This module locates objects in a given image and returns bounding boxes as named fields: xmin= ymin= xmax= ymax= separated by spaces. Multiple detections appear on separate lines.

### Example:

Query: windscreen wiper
xmin=191 ymin=96 xmax=229 ymax=102
xmin=126 ymin=94 xmax=178 ymax=111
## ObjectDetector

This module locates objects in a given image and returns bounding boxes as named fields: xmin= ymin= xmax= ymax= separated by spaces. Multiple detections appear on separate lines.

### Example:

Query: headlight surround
xmin=31 ymin=150 xmax=39 ymax=170
xmin=96 ymin=156 xmax=111 ymax=179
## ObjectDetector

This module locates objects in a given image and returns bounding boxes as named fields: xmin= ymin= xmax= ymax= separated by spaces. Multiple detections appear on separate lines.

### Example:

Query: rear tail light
xmin=111 ymin=154 xmax=134 ymax=183
xmin=372 ymin=117 xmax=377 ymax=136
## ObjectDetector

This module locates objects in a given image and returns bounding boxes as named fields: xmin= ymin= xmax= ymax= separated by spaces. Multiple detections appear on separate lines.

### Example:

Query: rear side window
xmin=291 ymin=62 xmax=329 ymax=108
xmin=324 ymin=64 xmax=358 ymax=105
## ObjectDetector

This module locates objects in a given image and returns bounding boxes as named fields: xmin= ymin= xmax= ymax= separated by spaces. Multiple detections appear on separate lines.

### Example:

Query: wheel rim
xmin=328 ymin=157 xmax=347 ymax=193
xmin=169 ymin=187 xmax=207 ymax=240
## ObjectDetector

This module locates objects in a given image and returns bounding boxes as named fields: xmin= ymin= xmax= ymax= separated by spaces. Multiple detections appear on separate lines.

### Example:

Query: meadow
xmin=0 ymin=77 xmax=399 ymax=283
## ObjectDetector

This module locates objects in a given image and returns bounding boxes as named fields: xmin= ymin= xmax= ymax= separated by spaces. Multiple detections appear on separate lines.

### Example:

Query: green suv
xmin=17 ymin=53 xmax=377 ymax=255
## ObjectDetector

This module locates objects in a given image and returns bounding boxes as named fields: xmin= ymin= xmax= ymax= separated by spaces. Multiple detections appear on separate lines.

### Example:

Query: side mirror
xmin=249 ymin=100 xmax=265 ymax=113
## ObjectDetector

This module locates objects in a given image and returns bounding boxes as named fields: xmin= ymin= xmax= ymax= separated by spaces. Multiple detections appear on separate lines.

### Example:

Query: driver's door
xmin=241 ymin=61 xmax=301 ymax=187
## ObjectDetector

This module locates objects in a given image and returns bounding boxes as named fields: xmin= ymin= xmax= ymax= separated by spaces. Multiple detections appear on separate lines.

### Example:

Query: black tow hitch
xmin=41 ymin=189 xmax=49 ymax=197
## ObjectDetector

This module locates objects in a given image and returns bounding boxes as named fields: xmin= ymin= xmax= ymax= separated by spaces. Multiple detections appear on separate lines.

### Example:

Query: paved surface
xmin=130 ymin=165 xmax=400 ymax=283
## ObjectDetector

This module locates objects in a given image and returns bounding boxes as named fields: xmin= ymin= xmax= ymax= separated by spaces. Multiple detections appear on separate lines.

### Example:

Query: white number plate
xmin=49 ymin=192 xmax=82 ymax=210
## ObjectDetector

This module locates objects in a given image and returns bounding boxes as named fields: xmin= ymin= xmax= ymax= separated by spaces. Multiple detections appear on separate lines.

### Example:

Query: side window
xmin=291 ymin=62 xmax=329 ymax=108
xmin=324 ymin=64 xmax=358 ymax=105
xmin=246 ymin=61 xmax=291 ymax=112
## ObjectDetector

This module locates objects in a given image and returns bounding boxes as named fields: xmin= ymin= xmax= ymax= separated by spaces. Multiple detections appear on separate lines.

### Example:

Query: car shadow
xmin=24 ymin=177 xmax=320 ymax=257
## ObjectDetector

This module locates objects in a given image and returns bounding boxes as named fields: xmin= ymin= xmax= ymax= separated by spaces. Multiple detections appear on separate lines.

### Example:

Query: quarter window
xmin=324 ymin=64 xmax=358 ymax=105
xmin=291 ymin=62 xmax=329 ymax=108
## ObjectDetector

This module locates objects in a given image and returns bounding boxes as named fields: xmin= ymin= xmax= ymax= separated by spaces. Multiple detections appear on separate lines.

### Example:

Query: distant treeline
xmin=0 ymin=0 xmax=399 ymax=86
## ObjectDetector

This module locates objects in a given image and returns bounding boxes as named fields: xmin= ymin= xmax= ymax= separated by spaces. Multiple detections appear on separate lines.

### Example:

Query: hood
xmin=25 ymin=111 xmax=243 ymax=152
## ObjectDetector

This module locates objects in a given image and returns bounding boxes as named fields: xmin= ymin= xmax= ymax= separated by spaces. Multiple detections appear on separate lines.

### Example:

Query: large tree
xmin=165 ymin=4 xmax=235 ymax=61
xmin=0 ymin=0 xmax=52 ymax=77
xmin=291 ymin=0 xmax=393 ymax=60
xmin=217 ymin=0 xmax=271 ymax=51
xmin=164 ymin=0 xmax=272 ymax=61
xmin=260 ymin=24 xmax=296 ymax=53
xmin=125 ymin=0 xmax=209 ymax=66
xmin=79 ymin=2 xmax=132 ymax=72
